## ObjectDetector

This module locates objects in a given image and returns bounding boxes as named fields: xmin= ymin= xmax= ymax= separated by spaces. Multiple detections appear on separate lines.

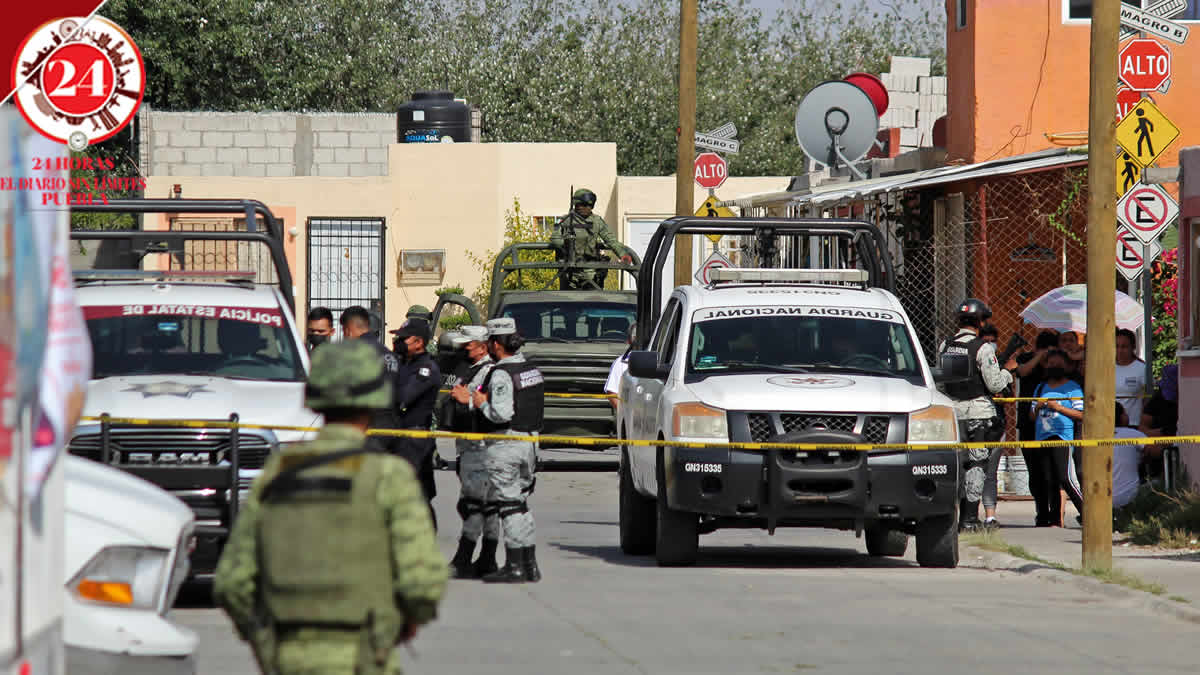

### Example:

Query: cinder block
xmin=151 ymin=114 xmax=184 ymax=131
xmin=377 ymin=131 xmax=396 ymax=147
xmin=890 ymin=108 xmax=917 ymax=127
xmin=202 ymin=162 xmax=233 ymax=176
xmin=183 ymin=115 xmax=215 ymax=131
xmin=351 ymin=132 xmax=384 ymax=148
xmin=217 ymin=147 xmax=248 ymax=164
xmin=266 ymin=132 xmax=296 ymax=148
xmin=279 ymin=147 xmax=294 ymax=164
xmin=265 ymin=164 xmax=293 ymax=177
xmin=185 ymin=147 xmax=215 ymax=163
xmin=318 ymin=163 xmax=349 ymax=177
xmin=891 ymin=74 xmax=920 ymax=92
xmin=309 ymin=114 xmax=340 ymax=131
xmin=172 ymin=131 xmax=201 ymax=146
xmin=313 ymin=148 xmax=336 ymax=164
xmin=890 ymin=91 xmax=918 ymax=110
xmin=900 ymin=127 xmax=921 ymax=146
xmin=899 ymin=145 xmax=918 ymax=154
xmin=931 ymin=76 xmax=947 ymax=95
xmin=349 ymin=163 xmax=381 ymax=177
xmin=153 ymin=131 xmax=171 ymax=147
xmin=259 ymin=114 xmax=297 ymax=132
xmin=365 ymin=147 xmax=387 ymax=164
xmin=335 ymin=147 xmax=365 ymax=163
xmin=238 ymin=164 xmax=267 ymax=177
xmin=170 ymin=164 xmax=203 ymax=177
xmin=202 ymin=131 xmax=234 ymax=147
xmin=156 ymin=148 xmax=183 ymax=164
xmin=890 ymin=56 xmax=931 ymax=77
xmin=249 ymin=148 xmax=280 ymax=163
xmin=318 ymin=131 xmax=349 ymax=147
xmin=879 ymin=72 xmax=894 ymax=90
xmin=235 ymin=132 xmax=267 ymax=147
xmin=337 ymin=115 xmax=377 ymax=131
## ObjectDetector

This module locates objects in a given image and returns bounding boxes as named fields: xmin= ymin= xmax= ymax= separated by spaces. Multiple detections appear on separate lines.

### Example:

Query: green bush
xmin=1115 ymin=466 xmax=1200 ymax=547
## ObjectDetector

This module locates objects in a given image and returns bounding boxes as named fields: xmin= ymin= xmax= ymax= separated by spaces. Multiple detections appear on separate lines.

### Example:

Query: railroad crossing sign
xmin=694 ymin=250 xmax=733 ymax=285
xmin=695 ymin=195 xmax=736 ymax=244
xmin=1116 ymin=226 xmax=1163 ymax=282
xmin=1116 ymin=86 xmax=1142 ymax=121
xmin=1117 ymin=149 xmax=1143 ymax=200
xmin=1119 ymin=39 xmax=1171 ymax=92
xmin=694 ymin=152 xmax=728 ymax=190
xmin=1119 ymin=0 xmax=1190 ymax=44
xmin=1115 ymin=99 xmax=1179 ymax=168
xmin=1118 ymin=184 xmax=1179 ymax=245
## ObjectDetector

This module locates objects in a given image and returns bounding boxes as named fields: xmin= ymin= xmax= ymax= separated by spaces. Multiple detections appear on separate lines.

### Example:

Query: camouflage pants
xmin=456 ymin=440 xmax=500 ymax=542
xmin=959 ymin=418 xmax=995 ymax=515
xmin=275 ymin=635 xmax=401 ymax=675
xmin=484 ymin=435 xmax=537 ymax=548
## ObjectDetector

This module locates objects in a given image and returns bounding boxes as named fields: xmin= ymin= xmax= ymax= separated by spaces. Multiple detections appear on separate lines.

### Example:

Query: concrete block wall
xmin=877 ymin=55 xmax=946 ymax=154
xmin=138 ymin=107 xmax=395 ymax=178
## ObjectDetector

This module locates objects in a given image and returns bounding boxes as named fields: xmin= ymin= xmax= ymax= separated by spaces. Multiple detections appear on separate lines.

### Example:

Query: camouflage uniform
xmin=550 ymin=188 xmax=632 ymax=290
xmin=213 ymin=341 xmax=447 ymax=675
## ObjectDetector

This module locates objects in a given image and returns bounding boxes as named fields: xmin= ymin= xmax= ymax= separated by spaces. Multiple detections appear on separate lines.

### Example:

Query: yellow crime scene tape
xmin=993 ymin=395 xmax=1153 ymax=403
xmin=78 ymin=415 xmax=1200 ymax=454
xmin=439 ymin=389 xmax=613 ymax=400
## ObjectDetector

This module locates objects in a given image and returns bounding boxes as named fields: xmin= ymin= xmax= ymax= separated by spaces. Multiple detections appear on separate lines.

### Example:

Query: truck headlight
xmin=672 ymin=402 xmax=728 ymax=439
xmin=68 ymin=546 xmax=168 ymax=610
xmin=907 ymin=405 xmax=959 ymax=443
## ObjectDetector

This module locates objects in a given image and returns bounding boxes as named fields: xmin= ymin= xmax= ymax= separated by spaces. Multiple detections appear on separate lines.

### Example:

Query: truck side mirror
xmin=932 ymin=353 xmax=970 ymax=384
xmin=628 ymin=351 xmax=668 ymax=380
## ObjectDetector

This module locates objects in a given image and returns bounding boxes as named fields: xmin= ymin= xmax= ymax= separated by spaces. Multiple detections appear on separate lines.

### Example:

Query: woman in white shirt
xmin=1114 ymin=329 xmax=1146 ymax=427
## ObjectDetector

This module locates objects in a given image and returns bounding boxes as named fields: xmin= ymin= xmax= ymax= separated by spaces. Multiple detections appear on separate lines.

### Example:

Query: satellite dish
xmin=794 ymin=80 xmax=880 ymax=174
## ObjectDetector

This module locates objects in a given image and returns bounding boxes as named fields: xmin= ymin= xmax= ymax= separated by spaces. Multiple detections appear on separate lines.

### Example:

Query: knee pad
xmin=457 ymin=497 xmax=483 ymax=520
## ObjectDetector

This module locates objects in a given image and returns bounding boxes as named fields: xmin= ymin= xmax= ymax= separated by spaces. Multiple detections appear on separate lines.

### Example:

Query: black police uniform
xmin=394 ymin=349 xmax=442 ymax=508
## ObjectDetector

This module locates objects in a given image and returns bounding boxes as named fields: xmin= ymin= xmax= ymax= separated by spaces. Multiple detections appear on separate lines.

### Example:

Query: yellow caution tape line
xmin=78 ymin=416 xmax=1200 ymax=452
xmin=993 ymin=395 xmax=1153 ymax=402
xmin=438 ymin=389 xmax=614 ymax=400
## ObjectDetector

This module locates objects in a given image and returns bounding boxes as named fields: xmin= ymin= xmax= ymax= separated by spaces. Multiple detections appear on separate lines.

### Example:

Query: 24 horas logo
xmin=11 ymin=15 xmax=145 ymax=151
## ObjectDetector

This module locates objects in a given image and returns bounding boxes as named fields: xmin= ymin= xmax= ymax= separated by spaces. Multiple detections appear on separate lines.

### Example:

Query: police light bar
xmin=708 ymin=268 xmax=869 ymax=285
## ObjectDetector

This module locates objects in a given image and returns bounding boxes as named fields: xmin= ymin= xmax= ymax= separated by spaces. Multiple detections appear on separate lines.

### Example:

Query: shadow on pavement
xmin=552 ymin=542 xmax=918 ymax=569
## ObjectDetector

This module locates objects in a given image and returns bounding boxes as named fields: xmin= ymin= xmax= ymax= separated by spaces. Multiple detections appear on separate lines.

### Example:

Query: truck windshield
xmin=687 ymin=308 xmax=922 ymax=382
xmin=501 ymin=301 xmax=635 ymax=342
xmin=83 ymin=304 xmax=304 ymax=381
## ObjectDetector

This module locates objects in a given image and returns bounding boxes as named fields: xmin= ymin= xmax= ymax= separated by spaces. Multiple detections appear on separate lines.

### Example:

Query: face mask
xmin=1045 ymin=367 xmax=1066 ymax=380
xmin=307 ymin=334 xmax=328 ymax=350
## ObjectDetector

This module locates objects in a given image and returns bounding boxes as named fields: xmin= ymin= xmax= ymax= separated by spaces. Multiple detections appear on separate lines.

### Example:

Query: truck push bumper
xmin=542 ymin=398 xmax=615 ymax=442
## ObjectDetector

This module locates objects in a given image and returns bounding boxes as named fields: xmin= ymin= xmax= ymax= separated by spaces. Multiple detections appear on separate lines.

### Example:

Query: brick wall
xmin=137 ymin=107 xmax=395 ymax=178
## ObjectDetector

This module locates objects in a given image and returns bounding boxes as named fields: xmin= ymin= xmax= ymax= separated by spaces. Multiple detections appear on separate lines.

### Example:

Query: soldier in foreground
xmin=550 ymin=188 xmax=634 ymax=290
xmin=446 ymin=325 xmax=502 ymax=578
xmin=473 ymin=318 xmax=545 ymax=583
xmin=213 ymin=340 xmax=447 ymax=675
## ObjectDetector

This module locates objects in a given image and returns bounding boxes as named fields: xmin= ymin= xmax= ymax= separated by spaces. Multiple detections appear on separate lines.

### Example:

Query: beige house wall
xmin=146 ymin=143 xmax=789 ymax=334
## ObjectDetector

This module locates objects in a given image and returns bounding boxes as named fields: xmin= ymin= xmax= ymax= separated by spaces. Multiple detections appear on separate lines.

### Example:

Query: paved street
xmin=177 ymin=467 xmax=1200 ymax=675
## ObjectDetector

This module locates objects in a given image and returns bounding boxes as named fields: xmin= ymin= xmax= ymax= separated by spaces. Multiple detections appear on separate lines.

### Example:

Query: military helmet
xmin=956 ymin=298 xmax=992 ymax=323
xmin=406 ymin=304 xmax=432 ymax=319
xmin=305 ymin=341 xmax=393 ymax=411
xmin=572 ymin=188 xmax=597 ymax=207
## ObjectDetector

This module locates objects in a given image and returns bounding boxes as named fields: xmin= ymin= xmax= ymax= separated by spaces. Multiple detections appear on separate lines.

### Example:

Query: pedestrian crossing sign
xmin=1115 ymin=99 xmax=1179 ymax=169
xmin=695 ymin=195 xmax=735 ymax=244
xmin=1117 ymin=149 xmax=1143 ymax=201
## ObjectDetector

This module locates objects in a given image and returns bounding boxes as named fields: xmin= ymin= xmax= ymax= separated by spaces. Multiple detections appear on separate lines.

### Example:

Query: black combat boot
xmin=473 ymin=538 xmax=500 ymax=577
xmin=522 ymin=546 xmax=542 ymax=583
xmin=448 ymin=537 xmax=478 ymax=579
xmin=482 ymin=547 xmax=527 ymax=583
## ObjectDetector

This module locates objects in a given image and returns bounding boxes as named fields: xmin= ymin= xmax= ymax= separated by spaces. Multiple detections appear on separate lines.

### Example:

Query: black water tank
xmin=397 ymin=91 xmax=472 ymax=143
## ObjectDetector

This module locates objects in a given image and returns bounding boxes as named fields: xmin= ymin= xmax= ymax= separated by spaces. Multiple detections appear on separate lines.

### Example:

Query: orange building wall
xmin=946 ymin=0 xmax=1200 ymax=167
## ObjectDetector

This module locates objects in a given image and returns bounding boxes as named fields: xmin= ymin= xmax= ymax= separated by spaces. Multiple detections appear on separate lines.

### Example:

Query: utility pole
xmin=673 ymin=0 xmax=698 ymax=288
xmin=1082 ymin=0 xmax=1119 ymax=571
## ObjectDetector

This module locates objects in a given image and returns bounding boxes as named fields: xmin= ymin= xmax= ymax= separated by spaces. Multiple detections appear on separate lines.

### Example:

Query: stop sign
xmin=1116 ymin=86 xmax=1141 ymax=121
xmin=1119 ymin=39 xmax=1171 ymax=92
xmin=694 ymin=152 xmax=728 ymax=189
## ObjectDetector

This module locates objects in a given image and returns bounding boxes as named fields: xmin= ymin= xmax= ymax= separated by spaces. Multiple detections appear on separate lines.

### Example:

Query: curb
xmin=962 ymin=545 xmax=1200 ymax=625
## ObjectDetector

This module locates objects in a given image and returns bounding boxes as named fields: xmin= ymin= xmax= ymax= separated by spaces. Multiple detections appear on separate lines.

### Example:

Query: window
xmin=532 ymin=215 xmax=560 ymax=237
xmin=651 ymin=298 xmax=683 ymax=363
xmin=1066 ymin=0 xmax=1199 ymax=20
xmin=956 ymin=0 xmax=968 ymax=28
xmin=500 ymin=301 xmax=635 ymax=343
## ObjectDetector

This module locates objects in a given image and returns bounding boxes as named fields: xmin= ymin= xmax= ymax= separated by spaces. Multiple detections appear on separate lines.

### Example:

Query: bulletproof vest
xmin=450 ymin=359 xmax=491 ymax=432
xmin=479 ymin=360 xmax=545 ymax=432
xmin=940 ymin=334 xmax=988 ymax=401
xmin=257 ymin=448 xmax=401 ymax=631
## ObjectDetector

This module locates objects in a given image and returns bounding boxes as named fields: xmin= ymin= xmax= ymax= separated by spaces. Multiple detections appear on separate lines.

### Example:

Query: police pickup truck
xmin=617 ymin=217 xmax=963 ymax=568
xmin=69 ymin=200 xmax=319 ymax=578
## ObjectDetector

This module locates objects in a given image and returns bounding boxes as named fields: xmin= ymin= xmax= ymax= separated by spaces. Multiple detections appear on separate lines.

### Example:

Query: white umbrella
xmin=1019 ymin=284 xmax=1144 ymax=333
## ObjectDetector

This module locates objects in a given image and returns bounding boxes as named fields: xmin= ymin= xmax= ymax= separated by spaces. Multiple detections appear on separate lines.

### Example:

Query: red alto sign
xmin=1119 ymin=38 xmax=1171 ymax=92
xmin=693 ymin=152 xmax=728 ymax=189
xmin=1116 ymin=86 xmax=1141 ymax=121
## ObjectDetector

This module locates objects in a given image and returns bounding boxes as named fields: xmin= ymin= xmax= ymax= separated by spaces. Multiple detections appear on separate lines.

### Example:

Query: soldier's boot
xmin=473 ymin=538 xmax=500 ymax=577
xmin=522 ymin=546 xmax=542 ymax=583
xmin=449 ymin=537 xmax=479 ymax=579
xmin=482 ymin=547 xmax=527 ymax=583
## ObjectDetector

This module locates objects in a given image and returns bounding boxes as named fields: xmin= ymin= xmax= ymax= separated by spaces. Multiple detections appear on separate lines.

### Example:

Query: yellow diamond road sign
xmin=695 ymin=195 xmax=735 ymax=243
xmin=1117 ymin=149 xmax=1143 ymax=201
xmin=1116 ymin=99 xmax=1179 ymax=168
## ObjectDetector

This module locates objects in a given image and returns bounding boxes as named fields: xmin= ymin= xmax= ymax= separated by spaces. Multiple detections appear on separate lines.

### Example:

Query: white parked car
xmin=64 ymin=455 xmax=197 ymax=674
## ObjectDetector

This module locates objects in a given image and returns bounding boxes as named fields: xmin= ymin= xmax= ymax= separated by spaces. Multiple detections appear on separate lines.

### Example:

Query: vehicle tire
xmin=864 ymin=525 xmax=908 ymax=557
xmin=655 ymin=451 xmax=698 ymax=567
xmin=619 ymin=450 xmax=656 ymax=555
xmin=915 ymin=514 xmax=960 ymax=568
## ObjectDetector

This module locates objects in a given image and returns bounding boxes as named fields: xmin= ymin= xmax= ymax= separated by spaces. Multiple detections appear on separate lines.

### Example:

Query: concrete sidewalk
xmin=977 ymin=499 xmax=1200 ymax=607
